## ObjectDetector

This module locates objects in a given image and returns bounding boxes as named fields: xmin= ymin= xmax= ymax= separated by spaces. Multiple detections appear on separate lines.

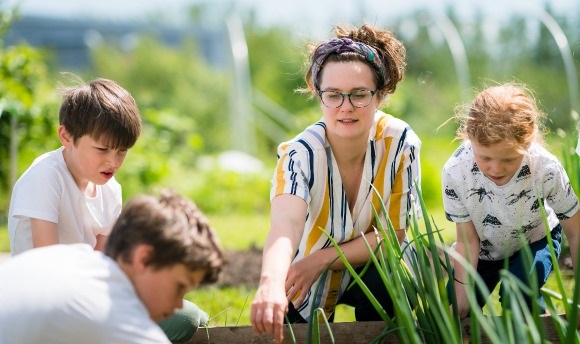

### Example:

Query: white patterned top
xmin=442 ymin=141 xmax=578 ymax=260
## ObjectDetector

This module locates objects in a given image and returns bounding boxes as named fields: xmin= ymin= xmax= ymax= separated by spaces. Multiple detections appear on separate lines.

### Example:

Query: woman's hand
xmin=285 ymin=252 xmax=327 ymax=307
xmin=251 ymin=194 xmax=307 ymax=344
xmin=251 ymin=276 xmax=289 ymax=344
xmin=284 ymin=230 xmax=385 ymax=307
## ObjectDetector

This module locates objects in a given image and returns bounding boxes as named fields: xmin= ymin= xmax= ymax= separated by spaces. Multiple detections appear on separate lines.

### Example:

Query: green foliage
xmin=116 ymin=146 xmax=273 ymax=216
xmin=90 ymin=35 xmax=230 ymax=153
xmin=0 ymin=11 xmax=57 ymax=213
xmin=245 ymin=24 xmax=307 ymax=115
xmin=186 ymin=167 xmax=271 ymax=215
xmin=312 ymin=183 xmax=579 ymax=343
xmin=2 ymin=6 xmax=578 ymax=216
xmin=558 ymin=133 xmax=580 ymax=197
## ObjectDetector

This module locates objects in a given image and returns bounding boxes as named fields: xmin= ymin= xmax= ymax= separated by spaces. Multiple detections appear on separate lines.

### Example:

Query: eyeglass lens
xmin=320 ymin=90 xmax=374 ymax=108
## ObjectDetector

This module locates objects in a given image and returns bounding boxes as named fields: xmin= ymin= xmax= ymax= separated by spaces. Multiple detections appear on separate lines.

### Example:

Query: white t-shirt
xmin=8 ymin=147 xmax=122 ymax=255
xmin=0 ymin=244 xmax=170 ymax=344
xmin=442 ymin=141 xmax=579 ymax=260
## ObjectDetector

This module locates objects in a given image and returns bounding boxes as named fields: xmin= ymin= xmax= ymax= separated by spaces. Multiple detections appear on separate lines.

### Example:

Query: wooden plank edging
xmin=187 ymin=321 xmax=393 ymax=344
xmin=184 ymin=315 xmax=573 ymax=343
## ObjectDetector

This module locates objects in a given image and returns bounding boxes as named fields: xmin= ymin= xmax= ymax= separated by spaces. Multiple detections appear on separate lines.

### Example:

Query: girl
xmin=251 ymin=24 xmax=421 ymax=343
xmin=442 ymin=83 xmax=580 ymax=318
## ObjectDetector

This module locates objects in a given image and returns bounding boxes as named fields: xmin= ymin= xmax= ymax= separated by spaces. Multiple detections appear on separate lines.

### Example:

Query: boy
xmin=0 ymin=190 xmax=225 ymax=344
xmin=7 ymin=76 xmax=210 ymax=342
xmin=8 ymin=77 xmax=141 ymax=254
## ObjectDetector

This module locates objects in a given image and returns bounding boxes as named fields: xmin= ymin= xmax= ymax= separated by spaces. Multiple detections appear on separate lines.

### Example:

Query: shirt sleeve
xmin=10 ymin=164 xmax=63 ymax=223
xmin=270 ymin=142 xmax=312 ymax=204
xmin=442 ymin=166 xmax=471 ymax=223
xmin=543 ymin=160 xmax=579 ymax=220
xmin=388 ymin=139 xmax=422 ymax=230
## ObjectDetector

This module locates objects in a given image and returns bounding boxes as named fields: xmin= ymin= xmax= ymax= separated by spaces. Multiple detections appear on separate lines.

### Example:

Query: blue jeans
xmin=447 ymin=225 xmax=562 ymax=313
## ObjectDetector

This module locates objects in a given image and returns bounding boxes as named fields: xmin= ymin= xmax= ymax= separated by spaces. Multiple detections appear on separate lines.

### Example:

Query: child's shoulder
xmin=279 ymin=121 xmax=328 ymax=154
xmin=443 ymin=141 xmax=472 ymax=171
xmin=19 ymin=148 xmax=66 ymax=180
xmin=373 ymin=111 xmax=420 ymax=144
xmin=528 ymin=143 xmax=565 ymax=172
xmin=528 ymin=142 xmax=561 ymax=163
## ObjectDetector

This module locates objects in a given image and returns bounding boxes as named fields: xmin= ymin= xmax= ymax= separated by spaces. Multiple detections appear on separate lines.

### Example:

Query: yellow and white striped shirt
xmin=271 ymin=110 xmax=421 ymax=321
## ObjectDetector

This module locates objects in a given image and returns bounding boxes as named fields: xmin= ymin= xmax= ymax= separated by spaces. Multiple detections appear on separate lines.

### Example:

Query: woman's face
xmin=318 ymin=60 xmax=380 ymax=142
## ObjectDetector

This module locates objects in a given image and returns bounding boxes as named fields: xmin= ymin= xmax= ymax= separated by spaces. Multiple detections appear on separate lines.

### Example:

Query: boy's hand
xmin=94 ymin=234 xmax=108 ymax=251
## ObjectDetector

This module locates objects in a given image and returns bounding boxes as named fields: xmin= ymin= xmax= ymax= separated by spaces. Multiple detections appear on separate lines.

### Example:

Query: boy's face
xmin=134 ymin=263 xmax=206 ymax=322
xmin=60 ymin=127 xmax=128 ymax=188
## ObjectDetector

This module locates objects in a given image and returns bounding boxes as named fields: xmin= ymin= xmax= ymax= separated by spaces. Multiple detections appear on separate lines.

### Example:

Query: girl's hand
xmin=451 ymin=282 xmax=471 ymax=319
xmin=251 ymin=277 xmax=288 ymax=344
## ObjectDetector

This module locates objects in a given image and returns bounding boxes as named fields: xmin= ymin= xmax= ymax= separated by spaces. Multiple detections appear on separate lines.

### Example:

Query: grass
xmin=0 ymin=225 xmax=8 ymax=252
xmin=207 ymin=213 xmax=270 ymax=251
xmin=187 ymin=286 xmax=256 ymax=327
xmin=186 ymin=213 xmax=269 ymax=327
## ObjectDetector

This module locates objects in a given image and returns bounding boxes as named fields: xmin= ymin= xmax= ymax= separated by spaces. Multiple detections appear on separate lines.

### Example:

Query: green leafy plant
xmin=308 ymin=181 xmax=580 ymax=343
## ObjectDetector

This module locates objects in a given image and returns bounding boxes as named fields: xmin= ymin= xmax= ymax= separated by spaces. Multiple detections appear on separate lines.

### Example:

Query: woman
xmin=251 ymin=23 xmax=421 ymax=343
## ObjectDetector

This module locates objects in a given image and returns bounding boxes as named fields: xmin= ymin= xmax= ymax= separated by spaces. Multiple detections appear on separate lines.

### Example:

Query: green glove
xmin=158 ymin=299 xmax=209 ymax=343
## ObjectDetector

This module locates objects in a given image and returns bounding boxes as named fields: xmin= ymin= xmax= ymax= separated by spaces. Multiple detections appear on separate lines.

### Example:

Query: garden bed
xmin=185 ymin=316 xmax=565 ymax=343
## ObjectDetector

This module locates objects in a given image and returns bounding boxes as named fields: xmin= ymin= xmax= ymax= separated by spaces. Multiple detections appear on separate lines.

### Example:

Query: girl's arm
xmin=251 ymin=194 xmax=306 ymax=344
xmin=452 ymin=220 xmax=480 ymax=319
xmin=560 ymin=211 xmax=580 ymax=274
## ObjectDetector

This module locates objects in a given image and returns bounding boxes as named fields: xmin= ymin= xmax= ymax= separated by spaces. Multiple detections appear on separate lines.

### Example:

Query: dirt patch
xmin=214 ymin=246 xmax=263 ymax=288
xmin=210 ymin=248 xmax=574 ymax=288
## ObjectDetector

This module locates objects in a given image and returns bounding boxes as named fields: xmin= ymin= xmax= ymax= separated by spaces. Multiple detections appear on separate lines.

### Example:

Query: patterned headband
xmin=311 ymin=37 xmax=387 ymax=90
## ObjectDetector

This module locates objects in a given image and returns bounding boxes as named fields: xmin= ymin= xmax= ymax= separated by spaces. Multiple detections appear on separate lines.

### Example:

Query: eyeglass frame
xmin=317 ymin=89 xmax=377 ymax=108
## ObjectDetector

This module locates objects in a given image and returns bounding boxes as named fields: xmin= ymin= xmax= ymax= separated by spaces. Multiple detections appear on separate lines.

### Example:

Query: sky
xmin=3 ymin=0 xmax=579 ymax=38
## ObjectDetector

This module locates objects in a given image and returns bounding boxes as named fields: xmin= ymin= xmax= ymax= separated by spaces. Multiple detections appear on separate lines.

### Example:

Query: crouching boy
xmin=0 ymin=190 xmax=224 ymax=344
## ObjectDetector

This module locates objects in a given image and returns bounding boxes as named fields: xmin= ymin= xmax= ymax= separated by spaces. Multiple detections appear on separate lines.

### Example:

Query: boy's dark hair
xmin=58 ymin=76 xmax=142 ymax=150
xmin=105 ymin=189 xmax=224 ymax=284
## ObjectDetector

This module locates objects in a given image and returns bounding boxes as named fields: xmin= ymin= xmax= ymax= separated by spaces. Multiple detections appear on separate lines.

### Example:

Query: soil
xmin=213 ymin=246 xmax=263 ymax=288
xmin=211 ymin=247 xmax=574 ymax=288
